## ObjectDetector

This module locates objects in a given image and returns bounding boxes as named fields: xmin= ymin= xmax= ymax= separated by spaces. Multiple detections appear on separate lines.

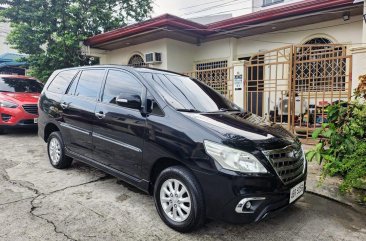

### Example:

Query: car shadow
xmin=1 ymin=128 xmax=38 ymax=137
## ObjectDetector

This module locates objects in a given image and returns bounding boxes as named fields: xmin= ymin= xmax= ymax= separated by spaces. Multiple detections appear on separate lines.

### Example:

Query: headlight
xmin=0 ymin=100 xmax=18 ymax=108
xmin=204 ymin=140 xmax=267 ymax=173
xmin=301 ymin=146 xmax=307 ymax=174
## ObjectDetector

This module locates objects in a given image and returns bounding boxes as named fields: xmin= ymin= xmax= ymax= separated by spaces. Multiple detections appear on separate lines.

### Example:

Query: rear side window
xmin=75 ymin=69 xmax=105 ymax=99
xmin=102 ymin=70 xmax=142 ymax=104
xmin=48 ymin=70 xmax=78 ymax=94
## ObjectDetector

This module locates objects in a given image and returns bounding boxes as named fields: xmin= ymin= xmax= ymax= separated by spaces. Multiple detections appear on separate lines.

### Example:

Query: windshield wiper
xmin=208 ymin=108 xmax=240 ymax=113
xmin=176 ymin=108 xmax=201 ymax=113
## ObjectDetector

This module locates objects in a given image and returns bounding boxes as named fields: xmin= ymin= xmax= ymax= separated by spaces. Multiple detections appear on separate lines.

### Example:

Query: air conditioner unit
xmin=145 ymin=52 xmax=162 ymax=64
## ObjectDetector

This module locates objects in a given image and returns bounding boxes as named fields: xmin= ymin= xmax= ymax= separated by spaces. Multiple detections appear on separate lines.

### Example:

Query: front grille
xmin=263 ymin=144 xmax=305 ymax=185
xmin=22 ymin=104 xmax=38 ymax=115
xmin=1 ymin=113 xmax=11 ymax=122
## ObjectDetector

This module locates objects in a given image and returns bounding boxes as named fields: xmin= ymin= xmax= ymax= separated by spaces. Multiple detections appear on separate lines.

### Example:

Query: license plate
xmin=34 ymin=118 xmax=38 ymax=124
xmin=289 ymin=181 xmax=304 ymax=203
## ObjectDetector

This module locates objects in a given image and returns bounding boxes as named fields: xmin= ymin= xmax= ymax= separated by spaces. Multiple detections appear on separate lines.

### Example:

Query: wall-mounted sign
xmin=234 ymin=73 xmax=243 ymax=91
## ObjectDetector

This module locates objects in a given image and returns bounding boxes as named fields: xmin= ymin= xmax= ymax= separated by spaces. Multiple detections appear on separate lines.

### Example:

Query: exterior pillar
xmin=350 ymin=0 xmax=366 ymax=91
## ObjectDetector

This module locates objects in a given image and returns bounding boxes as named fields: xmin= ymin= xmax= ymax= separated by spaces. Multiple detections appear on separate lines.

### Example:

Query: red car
xmin=0 ymin=75 xmax=44 ymax=134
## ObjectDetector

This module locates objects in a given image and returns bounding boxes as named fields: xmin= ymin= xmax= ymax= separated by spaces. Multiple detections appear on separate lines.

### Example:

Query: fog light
xmin=235 ymin=197 xmax=266 ymax=213
xmin=245 ymin=201 xmax=252 ymax=209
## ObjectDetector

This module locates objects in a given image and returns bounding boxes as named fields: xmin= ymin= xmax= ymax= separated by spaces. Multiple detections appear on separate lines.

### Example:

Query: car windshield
xmin=0 ymin=77 xmax=44 ymax=93
xmin=141 ymin=72 xmax=240 ymax=113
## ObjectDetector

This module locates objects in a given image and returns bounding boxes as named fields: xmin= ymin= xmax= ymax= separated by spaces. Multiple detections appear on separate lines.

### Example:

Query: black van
xmin=38 ymin=65 xmax=307 ymax=232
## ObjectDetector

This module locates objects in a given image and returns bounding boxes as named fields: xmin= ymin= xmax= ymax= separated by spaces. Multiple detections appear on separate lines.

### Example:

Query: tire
xmin=47 ymin=131 xmax=73 ymax=169
xmin=0 ymin=127 xmax=5 ymax=135
xmin=154 ymin=166 xmax=205 ymax=233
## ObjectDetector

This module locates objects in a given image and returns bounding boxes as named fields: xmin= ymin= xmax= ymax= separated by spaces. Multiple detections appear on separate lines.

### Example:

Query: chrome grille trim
xmin=262 ymin=144 xmax=305 ymax=185
xmin=22 ymin=104 xmax=38 ymax=115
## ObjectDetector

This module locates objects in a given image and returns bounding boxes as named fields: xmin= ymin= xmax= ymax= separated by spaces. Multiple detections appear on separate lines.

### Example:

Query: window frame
xmin=99 ymin=68 xmax=148 ymax=113
xmin=146 ymin=89 xmax=165 ymax=117
xmin=72 ymin=68 xmax=107 ymax=101
xmin=47 ymin=69 xmax=79 ymax=94
xmin=262 ymin=0 xmax=284 ymax=7
xmin=65 ymin=71 xmax=81 ymax=96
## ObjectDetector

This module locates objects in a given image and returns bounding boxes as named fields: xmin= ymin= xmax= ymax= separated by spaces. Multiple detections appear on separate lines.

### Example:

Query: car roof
xmin=56 ymin=65 xmax=186 ymax=77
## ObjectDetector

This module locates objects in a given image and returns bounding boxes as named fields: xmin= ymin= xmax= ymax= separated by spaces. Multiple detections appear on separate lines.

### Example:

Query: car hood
xmin=0 ymin=92 xmax=40 ymax=104
xmin=183 ymin=112 xmax=298 ymax=150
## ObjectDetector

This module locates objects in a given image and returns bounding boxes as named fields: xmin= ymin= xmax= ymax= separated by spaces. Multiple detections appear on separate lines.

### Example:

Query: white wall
xmin=193 ymin=38 xmax=233 ymax=63
xmin=165 ymin=39 xmax=196 ymax=73
xmin=98 ymin=39 xmax=169 ymax=69
xmin=190 ymin=17 xmax=363 ymax=62
xmin=94 ymin=38 xmax=197 ymax=73
xmin=236 ymin=18 xmax=363 ymax=57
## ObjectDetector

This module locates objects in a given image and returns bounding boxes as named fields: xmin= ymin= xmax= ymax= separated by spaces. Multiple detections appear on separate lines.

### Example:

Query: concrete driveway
xmin=0 ymin=130 xmax=365 ymax=241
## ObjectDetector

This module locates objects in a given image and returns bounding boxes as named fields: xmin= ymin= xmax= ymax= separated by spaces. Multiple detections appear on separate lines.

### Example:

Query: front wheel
xmin=47 ymin=131 xmax=73 ymax=169
xmin=154 ymin=166 xmax=205 ymax=233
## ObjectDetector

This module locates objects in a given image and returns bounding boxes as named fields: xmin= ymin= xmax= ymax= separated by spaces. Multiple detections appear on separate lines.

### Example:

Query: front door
xmin=60 ymin=69 xmax=106 ymax=159
xmin=93 ymin=69 xmax=146 ymax=178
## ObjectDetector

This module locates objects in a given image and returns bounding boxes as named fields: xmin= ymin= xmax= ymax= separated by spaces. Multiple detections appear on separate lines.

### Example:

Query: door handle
xmin=60 ymin=102 xmax=69 ymax=109
xmin=95 ymin=112 xmax=106 ymax=119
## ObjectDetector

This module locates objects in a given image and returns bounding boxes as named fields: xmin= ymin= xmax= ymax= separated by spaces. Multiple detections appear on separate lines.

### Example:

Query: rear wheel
xmin=154 ymin=166 xmax=205 ymax=233
xmin=47 ymin=131 xmax=72 ymax=169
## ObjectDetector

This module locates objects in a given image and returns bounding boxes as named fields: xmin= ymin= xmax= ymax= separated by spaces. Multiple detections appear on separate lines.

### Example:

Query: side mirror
xmin=116 ymin=92 xmax=142 ymax=110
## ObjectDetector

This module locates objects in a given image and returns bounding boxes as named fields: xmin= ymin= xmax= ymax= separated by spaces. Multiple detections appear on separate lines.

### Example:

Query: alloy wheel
xmin=160 ymin=179 xmax=192 ymax=222
xmin=49 ymin=137 xmax=61 ymax=165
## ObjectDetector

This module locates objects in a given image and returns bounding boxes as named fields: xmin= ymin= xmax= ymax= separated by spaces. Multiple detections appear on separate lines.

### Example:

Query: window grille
xmin=128 ymin=54 xmax=147 ymax=67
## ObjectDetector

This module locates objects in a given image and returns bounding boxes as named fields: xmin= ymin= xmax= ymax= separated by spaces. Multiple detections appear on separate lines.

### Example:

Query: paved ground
xmin=0 ymin=129 xmax=365 ymax=241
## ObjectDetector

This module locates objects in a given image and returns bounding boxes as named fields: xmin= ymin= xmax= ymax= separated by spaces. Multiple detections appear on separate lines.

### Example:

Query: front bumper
xmin=0 ymin=106 xmax=38 ymax=128
xmin=192 ymin=168 xmax=307 ymax=224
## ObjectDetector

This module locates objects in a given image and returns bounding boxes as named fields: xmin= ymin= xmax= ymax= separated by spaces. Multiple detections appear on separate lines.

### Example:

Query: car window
xmin=102 ymin=70 xmax=142 ymax=105
xmin=141 ymin=73 xmax=239 ymax=113
xmin=0 ymin=77 xmax=44 ymax=93
xmin=48 ymin=70 xmax=78 ymax=94
xmin=75 ymin=69 xmax=105 ymax=99
xmin=146 ymin=91 xmax=164 ymax=116
xmin=66 ymin=71 xmax=81 ymax=95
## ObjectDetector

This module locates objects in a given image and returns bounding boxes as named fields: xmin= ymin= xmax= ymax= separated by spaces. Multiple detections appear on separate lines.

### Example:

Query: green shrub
xmin=306 ymin=76 xmax=366 ymax=202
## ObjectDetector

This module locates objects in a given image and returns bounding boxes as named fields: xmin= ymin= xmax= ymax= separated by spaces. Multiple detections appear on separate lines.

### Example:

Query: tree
xmin=0 ymin=0 xmax=153 ymax=81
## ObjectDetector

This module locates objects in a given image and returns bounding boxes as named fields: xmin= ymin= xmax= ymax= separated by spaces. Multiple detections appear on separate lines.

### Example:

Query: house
xmin=84 ymin=0 xmax=366 ymax=142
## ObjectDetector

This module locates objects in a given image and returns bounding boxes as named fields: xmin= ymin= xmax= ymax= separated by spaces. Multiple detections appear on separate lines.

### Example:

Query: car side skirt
xmin=65 ymin=148 xmax=150 ymax=193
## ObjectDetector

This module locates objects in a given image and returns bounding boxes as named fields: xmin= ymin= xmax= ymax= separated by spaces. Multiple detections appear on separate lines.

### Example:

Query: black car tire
xmin=47 ymin=131 xmax=73 ymax=169
xmin=154 ymin=166 xmax=205 ymax=233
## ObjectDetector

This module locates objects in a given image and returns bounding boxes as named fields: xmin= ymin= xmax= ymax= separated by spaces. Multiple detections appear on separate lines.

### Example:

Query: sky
xmin=151 ymin=0 xmax=253 ymax=19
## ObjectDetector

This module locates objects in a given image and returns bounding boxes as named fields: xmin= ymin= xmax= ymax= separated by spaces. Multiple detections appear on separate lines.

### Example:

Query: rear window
xmin=74 ymin=69 xmax=105 ymax=99
xmin=48 ymin=70 xmax=78 ymax=94
xmin=0 ymin=77 xmax=44 ymax=93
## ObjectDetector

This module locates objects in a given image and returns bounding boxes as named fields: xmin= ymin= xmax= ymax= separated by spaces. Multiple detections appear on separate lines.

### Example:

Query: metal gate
xmin=244 ymin=44 xmax=352 ymax=143
xmin=185 ymin=66 xmax=234 ymax=101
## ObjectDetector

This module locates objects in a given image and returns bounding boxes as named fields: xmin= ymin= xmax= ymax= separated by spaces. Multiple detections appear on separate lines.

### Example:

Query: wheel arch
xmin=44 ymin=122 xmax=60 ymax=141
xmin=148 ymin=157 xmax=190 ymax=195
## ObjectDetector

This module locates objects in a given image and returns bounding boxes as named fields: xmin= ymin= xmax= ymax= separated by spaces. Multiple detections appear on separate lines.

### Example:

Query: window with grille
xmin=195 ymin=60 xmax=229 ymax=96
xmin=128 ymin=54 xmax=147 ymax=67
xmin=295 ymin=38 xmax=346 ymax=92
